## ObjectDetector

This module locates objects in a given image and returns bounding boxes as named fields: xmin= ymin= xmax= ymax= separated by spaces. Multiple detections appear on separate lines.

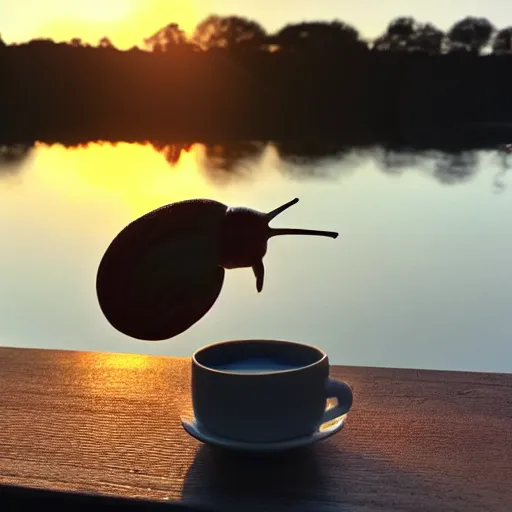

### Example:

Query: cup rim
xmin=191 ymin=338 xmax=328 ymax=376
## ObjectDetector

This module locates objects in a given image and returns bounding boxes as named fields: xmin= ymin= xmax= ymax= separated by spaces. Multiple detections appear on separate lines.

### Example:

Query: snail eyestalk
xmin=266 ymin=198 xmax=338 ymax=239
xmin=269 ymin=228 xmax=339 ymax=239
xmin=266 ymin=198 xmax=299 ymax=220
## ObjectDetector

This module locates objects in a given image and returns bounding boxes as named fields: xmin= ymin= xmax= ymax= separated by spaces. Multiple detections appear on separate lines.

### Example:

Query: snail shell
xmin=96 ymin=199 xmax=227 ymax=341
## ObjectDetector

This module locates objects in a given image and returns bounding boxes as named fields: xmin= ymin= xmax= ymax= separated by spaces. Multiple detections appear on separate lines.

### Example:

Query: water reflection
xmin=199 ymin=141 xmax=268 ymax=184
xmin=0 ymin=145 xmax=34 ymax=177
xmin=492 ymin=146 xmax=512 ymax=194
xmin=1 ymin=140 xmax=512 ymax=373
xmin=150 ymin=142 xmax=194 ymax=166
xmin=1 ymin=141 xmax=511 ymax=190
xmin=432 ymin=151 xmax=479 ymax=185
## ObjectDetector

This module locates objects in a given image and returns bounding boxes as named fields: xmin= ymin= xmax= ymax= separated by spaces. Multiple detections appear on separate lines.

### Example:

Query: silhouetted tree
xmin=98 ymin=37 xmax=114 ymax=49
xmin=2 ymin=12 xmax=512 ymax=153
xmin=492 ymin=27 xmax=512 ymax=54
xmin=274 ymin=21 xmax=363 ymax=53
xmin=446 ymin=17 xmax=495 ymax=53
xmin=411 ymin=23 xmax=444 ymax=54
xmin=143 ymin=23 xmax=188 ymax=52
xmin=25 ymin=38 xmax=55 ymax=48
xmin=191 ymin=15 xmax=266 ymax=50
xmin=373 ymin=17 xmax=444 ymax=54
xmin=373 ymin=17 xmax=416 ymax=51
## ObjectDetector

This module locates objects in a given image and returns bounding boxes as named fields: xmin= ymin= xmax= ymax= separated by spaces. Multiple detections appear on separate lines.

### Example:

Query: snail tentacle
xmin=269 ymin=228 xmax=338 ymax=239
xmin=252 ymin=260 xmax=265 ymax=293
xmin=266 ymin=198 xmax=299 ymax=220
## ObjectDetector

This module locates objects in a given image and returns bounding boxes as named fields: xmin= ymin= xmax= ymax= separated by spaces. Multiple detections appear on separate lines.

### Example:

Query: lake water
xmin=1 ymin=141 xmax=511 ymax=373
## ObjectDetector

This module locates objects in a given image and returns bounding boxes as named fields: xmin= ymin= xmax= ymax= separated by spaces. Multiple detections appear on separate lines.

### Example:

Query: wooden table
xmin=0 ymin=347 xmax=510 ymax=511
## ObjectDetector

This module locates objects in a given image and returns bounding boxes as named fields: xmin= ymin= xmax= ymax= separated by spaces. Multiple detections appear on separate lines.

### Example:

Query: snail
xmin=96 ymin=197 xmax=338 ymax=341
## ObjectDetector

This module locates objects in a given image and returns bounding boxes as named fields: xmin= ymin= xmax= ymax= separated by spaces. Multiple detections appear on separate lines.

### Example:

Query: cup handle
xmin=322 ymin=378 xmax=353 ymax=423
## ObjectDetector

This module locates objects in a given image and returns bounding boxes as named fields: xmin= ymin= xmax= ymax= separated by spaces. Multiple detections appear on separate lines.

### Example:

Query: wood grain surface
xmin=0 ymin=346 xmax=510 ymax=511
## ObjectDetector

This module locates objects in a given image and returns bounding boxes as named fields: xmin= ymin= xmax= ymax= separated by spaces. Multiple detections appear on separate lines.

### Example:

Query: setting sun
xmin=6 ymin=0 xmax=202 ymax=49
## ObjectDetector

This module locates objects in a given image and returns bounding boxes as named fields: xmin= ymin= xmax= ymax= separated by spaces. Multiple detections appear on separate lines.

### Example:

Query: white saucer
xmin=180 ymin=414 xmax=347 ymax=454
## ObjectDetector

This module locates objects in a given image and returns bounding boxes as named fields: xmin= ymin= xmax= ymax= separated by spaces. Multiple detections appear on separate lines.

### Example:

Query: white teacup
xmin=191 ymin=339 xmax=353 ymax=443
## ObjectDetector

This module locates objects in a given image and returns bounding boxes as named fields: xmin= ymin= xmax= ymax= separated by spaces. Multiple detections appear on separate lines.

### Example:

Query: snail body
xmin=96 ymin=198 xmax=338 ymax=341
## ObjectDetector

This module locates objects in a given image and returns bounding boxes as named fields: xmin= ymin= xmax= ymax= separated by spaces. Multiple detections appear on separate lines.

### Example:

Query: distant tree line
xmin=1 ymin=14 xmax=512 ymax=148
